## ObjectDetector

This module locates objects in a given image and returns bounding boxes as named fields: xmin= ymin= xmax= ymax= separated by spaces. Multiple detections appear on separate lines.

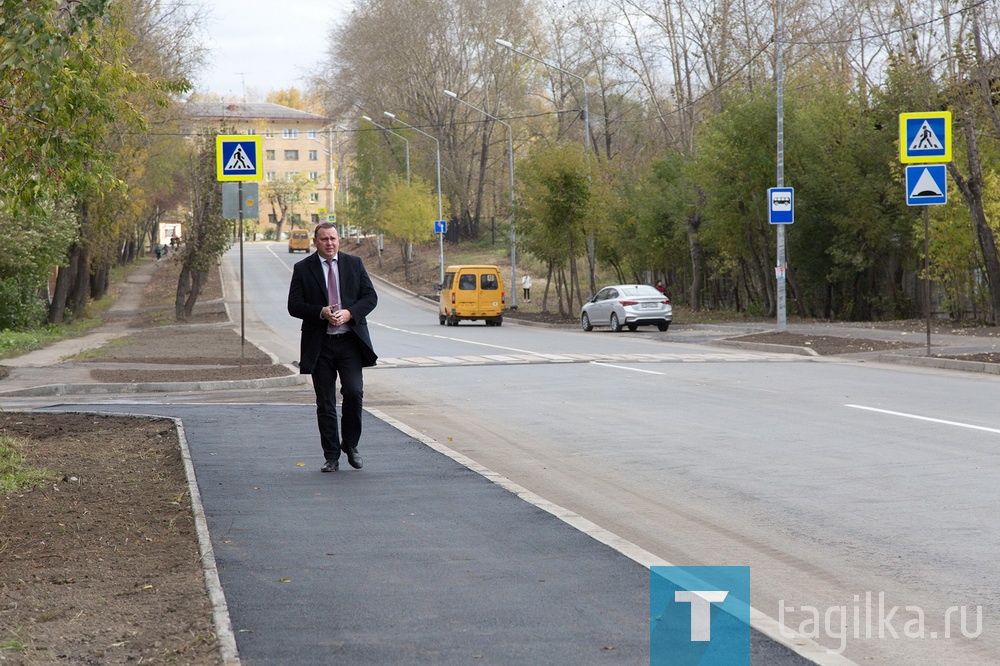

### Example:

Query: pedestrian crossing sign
xmin=899 ymin=112 xmax=951 ymax=164
xmin=216 ymin=135 xmax=263 ymax=181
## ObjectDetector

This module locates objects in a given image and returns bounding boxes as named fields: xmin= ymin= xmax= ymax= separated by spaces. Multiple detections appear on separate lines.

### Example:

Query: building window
xmin=286 ymin=172 xmax=298 ymax=181
xmin=292 ymin=214 xmax=302 ymax=225
xmin=282 ymin=129 xmax=299 ymax=139
xmin=310 ymin=193 xmax=320 ymax=203
xmin=308 ymin=150 xmax=318 ymax=160
xmin=265 ymin=150 xmax=275 ymax=160
xmin=265 ymin=171 xmax=276 ymax=181
xmin=264 ymin=129 xmax=274 ymax=138
xmin=268 ymin=213 xmax=277 ymax=224
xmin=308 ymin=129 xmax=318 ymax=139
xmin=309 ymin=172 xmax=319 ymax=180
xmin=284 ymin=150 xmax=299 ymax=160
xmin=311 ymin=214 xmax=320 ymax=224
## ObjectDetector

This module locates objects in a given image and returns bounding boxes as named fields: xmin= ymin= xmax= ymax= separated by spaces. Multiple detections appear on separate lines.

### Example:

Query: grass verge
xmin=0 ymin=435 xmax=55 ymax=494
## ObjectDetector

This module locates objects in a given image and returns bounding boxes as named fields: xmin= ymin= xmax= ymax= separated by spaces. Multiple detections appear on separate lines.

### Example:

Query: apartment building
xmin=184 ymin=101 xmax=335 ymax=236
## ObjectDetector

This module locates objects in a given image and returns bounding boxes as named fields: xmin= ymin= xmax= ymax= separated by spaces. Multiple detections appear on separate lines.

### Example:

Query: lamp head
xmin=495 ymin=38 xmax=513 ymax=48
xmin=444 ymin=90 xmax=457 ymax=99
xmin=362 ymin=115 xmax=372 ymax=122
xmin=383 ymin=111 xmax=396 ymax=119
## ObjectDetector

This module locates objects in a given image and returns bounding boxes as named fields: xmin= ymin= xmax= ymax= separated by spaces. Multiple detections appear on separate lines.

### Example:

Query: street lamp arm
xmin=494 ymin=37 xmax=589 ymax=153
xmin=362 ymin=115 xmax=410 ymax=187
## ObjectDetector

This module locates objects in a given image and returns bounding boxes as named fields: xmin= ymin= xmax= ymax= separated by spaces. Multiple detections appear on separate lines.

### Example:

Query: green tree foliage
xmin=0 ymin=0 xmax=117 ymax=210
xmin=516 ymin=143 xmax=592 ymax=314
xmin=0 ymin=203 xmax=77 ymax=329
xmin=1 ymin=0 xmax=198 ymax=327
xmin=379 ymin=174 xmax=437 ymax=277
xmin=350 ymin=120 xmax=405 ymax=236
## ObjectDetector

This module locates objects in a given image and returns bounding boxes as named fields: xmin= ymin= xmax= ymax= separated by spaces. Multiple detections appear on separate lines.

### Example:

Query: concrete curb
xmin=0 ymin=372 xmax=306 ymax=397
xmin=871 ymin=353 xmax=1000 ymax=374
xmin=173 ymin=417 xmax=241 ymax=665
xmin=713 ymin=339 xmax=821 ymax=356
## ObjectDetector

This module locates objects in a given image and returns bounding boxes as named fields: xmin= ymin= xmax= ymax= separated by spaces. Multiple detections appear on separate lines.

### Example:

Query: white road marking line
xmin=846 ymin=404 xmax=1000 ymax=434
xmin=590 ymin=361 xmax=665 ymax=375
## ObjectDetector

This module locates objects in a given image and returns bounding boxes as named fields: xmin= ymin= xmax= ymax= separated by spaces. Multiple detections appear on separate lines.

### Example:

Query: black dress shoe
xmin=321 ymin=459 xmax=339 ymax=473
xmin=344 ymin=447 xmax=363 ymax=469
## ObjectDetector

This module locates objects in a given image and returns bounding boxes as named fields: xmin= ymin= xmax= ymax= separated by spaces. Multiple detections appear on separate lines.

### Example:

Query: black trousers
xmin=311 ymin=333 xmax=365 ymax=461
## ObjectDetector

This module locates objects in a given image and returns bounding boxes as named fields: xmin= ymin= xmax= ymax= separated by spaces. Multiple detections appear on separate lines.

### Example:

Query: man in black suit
xmin=288 ymin=223 xmax=378 ymax=472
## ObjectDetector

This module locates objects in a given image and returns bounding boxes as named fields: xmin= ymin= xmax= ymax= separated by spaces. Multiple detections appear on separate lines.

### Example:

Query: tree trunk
xmin=175 ymin=263 xmax=192 ymax=321
xmin=686 ymin=210 xmax=703 ymax=310
xmin=69 ymin=246 xmax=89 ymax=321
xmin=90 ymin=262 xmax=109 ymax=300
xmin=48 ymin=247 xmax=79 ymax=325
xmin=184 ymin=269 xmax=204 ymax=319
xmin=949 ymin=104 xmax=1000 ymax=323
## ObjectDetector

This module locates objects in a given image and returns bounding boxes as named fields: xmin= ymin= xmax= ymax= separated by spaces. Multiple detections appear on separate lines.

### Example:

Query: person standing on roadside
xmin=521 ymin=273 xmax=532 ymax=303
xmin=288 ymin=223 xmax=378 ymax=473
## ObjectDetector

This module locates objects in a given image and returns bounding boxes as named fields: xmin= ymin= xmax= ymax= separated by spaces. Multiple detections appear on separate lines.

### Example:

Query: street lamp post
xmin=362 ymin=115 xmax=410 ymax=186
xmin=495 ymin=37 xmax=596 ymax=296
xmin=444 ymin=89 xmax=518 ymax=308
xmin=384 ymin=111 xmax=445 ymax=284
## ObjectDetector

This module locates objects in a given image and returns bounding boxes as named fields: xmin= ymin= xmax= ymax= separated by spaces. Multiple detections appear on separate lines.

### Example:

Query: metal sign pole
xmin=239 ymin=180 xmax=246 ymax=358
xmin=775 ymin=0 xmax=787 ymax=332
xmin=924 ymin=205 xmax=931 ymax=356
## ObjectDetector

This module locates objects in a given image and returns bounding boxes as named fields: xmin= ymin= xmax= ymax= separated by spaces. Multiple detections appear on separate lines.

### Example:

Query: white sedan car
xmin=580 ymin=284 xmax=672 ymax=332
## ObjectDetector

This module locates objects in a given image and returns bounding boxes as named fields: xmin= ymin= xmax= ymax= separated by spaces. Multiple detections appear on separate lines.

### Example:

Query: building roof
xmin=184 ymin=101 xmax=329 ymax=123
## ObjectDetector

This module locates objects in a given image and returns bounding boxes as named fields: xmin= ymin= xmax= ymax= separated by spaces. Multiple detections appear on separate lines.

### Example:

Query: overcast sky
xmin=194 ymin=0 xmax=355 ymax=99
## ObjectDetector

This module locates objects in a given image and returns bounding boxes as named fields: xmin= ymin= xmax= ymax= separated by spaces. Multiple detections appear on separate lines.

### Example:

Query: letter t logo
xmin=674 ymin=591 xmax=729 ymax=641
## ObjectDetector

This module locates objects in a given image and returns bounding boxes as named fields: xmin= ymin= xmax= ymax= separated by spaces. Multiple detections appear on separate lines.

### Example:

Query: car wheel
xmin=627 ymin=323 xmax=638 ymax=332
xmin=439 ymin=314 xmax=446 ymax=325
xmin=610 ymin=313 xmax=622 ymax=332
xmin=658 ymin=322 xmax=670 ymax=332
xmin=581 ymin=313 xmax=593 ymax=331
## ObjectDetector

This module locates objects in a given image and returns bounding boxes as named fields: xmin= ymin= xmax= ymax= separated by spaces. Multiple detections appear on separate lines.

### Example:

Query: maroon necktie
xmin=326 ymin=258 xmax=341 ymax=334
xmin=326 ymin=258 xmax=339 ymax=310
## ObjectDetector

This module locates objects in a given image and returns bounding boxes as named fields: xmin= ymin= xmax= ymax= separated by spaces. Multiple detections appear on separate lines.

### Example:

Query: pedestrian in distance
xmin=155 ymin=246 xmax=162 ymax=261
xmin=521 ymin=273 xmax=532 ymax=303
xmin=287 ymin=223 xmax=378 ymax=473
xmin=655 ymin=280 xmax=668 ymax=296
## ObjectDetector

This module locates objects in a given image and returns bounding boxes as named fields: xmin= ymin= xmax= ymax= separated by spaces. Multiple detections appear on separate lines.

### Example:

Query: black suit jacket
xmin=287 ymin=251 xmax=378 ymax=373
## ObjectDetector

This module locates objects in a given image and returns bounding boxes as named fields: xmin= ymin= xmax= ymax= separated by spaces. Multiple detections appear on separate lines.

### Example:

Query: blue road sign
xmin=906 ymin=165 xmax=947 ymax=206
xmin=768 ymin=187 xmax=794 ymax=224
xmin=434 ymin=220 xmax=447 ymax=234
xmin=899 ymin=112 xmax=951 ymax=164
xmin=216 ymin=135 xmax=263 ymax=182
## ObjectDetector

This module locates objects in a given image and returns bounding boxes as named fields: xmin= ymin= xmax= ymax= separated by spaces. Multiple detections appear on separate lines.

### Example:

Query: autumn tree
xmin=263 ymin=173 xmax=313 ymax=241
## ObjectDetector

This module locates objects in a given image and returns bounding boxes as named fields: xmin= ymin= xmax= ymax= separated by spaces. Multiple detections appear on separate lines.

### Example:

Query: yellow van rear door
xmin=478 ymin=271 xmax=502 ymax=313
xmin=455 ymin=271 xmax=479 ymax=312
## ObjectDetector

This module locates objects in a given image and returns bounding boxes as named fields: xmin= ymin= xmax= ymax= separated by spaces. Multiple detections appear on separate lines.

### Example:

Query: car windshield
xmin=619 ymin=285 xmax=662 ymax=297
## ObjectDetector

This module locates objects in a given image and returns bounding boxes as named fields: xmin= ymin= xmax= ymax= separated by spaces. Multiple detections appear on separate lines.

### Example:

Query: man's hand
xmin=322 ymin=306 xmax=352 ymax=326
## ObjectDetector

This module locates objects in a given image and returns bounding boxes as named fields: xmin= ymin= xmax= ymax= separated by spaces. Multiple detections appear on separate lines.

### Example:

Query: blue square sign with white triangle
xmin=906 ymin=164 xmax=947 ymax=206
